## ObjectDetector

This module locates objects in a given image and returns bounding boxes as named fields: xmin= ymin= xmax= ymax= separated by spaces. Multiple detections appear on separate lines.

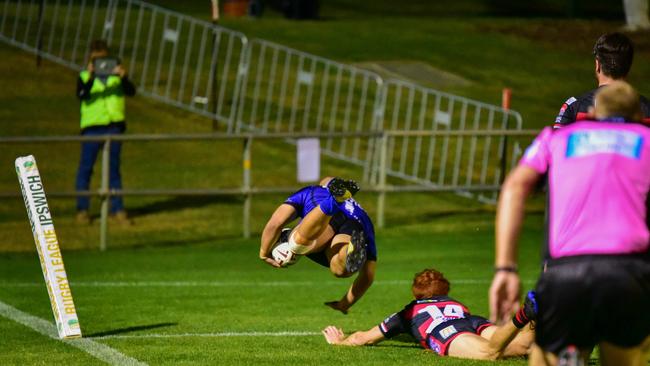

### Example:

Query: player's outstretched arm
xmin=322 ymin=325 xmax=385 ymax=346
xmin=490 ymin=165 xmax=541 ymax=324
xmin=260 ymin=204 xmax=297 ymax=267
xmin=325 ymin=260 xmax=376 ymax=314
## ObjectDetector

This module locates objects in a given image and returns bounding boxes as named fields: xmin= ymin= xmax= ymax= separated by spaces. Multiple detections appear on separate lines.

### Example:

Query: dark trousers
xmin=75 ymin=124 xmax=124 ymax=213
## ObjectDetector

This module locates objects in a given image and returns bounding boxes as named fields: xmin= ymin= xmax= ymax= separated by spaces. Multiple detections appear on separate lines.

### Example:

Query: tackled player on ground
xmin=322 ymin=268 xmax=537 ymax=360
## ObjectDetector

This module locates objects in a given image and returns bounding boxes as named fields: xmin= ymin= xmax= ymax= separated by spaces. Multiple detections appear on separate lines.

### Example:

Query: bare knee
xmin=293 ymin=230 xmax=309 ymax=245
xmin=330 ymin=265 xmax=352 ymax=278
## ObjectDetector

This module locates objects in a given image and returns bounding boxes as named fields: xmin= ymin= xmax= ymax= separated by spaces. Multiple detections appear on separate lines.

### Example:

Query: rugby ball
xmin=271 ymin=242 xmax=299 ymax=267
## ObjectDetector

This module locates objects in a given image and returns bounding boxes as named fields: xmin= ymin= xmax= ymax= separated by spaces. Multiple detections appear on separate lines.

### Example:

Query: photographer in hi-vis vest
xmin=75 ymin=39 xmax=136 ymax=225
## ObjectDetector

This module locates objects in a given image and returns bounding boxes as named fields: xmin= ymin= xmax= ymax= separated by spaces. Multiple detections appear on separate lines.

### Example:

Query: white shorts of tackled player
xmin=15 ymin=155 xmax=82 ymax=339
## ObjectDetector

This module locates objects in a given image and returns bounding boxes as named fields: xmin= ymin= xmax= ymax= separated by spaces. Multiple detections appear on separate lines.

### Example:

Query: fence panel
xmin=372 ymin=79 xmax=523 ymax=202
xmin=0 ymin=0 xmax=528 ymax=203
xmin=0 ymin=130 xmax=536 ymax=248
xmin=235 ymin=39 xmax=384 ymax=172
xmin=0 ymin=0 xmax=247 ymax=126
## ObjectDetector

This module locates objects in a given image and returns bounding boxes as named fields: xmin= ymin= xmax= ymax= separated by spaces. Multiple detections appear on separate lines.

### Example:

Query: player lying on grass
xmin=323 ymin=268 xmax=537 ymax=360
xmin=259 ymin=177 xmax=377 ymax=314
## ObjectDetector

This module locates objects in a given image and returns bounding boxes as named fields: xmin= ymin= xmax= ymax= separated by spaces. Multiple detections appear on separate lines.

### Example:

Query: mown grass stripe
xmin=0 ymin=279 xmax=535 ymax=287
xmin=0 ymin=300 xmax=147 ymax=366
xmin=93 ymin=331 xmax=322 ymax=339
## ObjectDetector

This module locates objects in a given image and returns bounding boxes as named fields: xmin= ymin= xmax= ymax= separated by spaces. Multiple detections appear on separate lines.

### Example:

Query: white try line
xmin=0 ymin=279 xmax=534 ymax=287
xmin=0 ymin=300 xmax=147 ymax=366
xmin=93 ymin=331 xmax=322 ymax=340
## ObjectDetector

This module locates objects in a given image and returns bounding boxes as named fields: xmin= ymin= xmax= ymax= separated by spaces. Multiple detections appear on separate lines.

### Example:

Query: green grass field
xmin=0 ymin=37 xmax=547 ymax=365
xmin=0 ymin=213 xmax=545 ymax=365
xmin=0 ymin=0 xmax=644 ymax=364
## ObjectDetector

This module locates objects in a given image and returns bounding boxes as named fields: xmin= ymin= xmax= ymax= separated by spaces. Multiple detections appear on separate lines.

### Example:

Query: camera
xmin=93 ymin=57 xmax=120 ymax=77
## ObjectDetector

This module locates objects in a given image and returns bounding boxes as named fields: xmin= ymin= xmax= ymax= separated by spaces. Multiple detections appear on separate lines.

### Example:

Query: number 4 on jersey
xmin=418 ymin=304 xmax=465 ymax=334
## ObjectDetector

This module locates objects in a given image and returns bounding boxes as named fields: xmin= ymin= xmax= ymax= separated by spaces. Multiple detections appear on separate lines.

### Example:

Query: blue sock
xmin=319 ymin=196 xmax=340 ymax=216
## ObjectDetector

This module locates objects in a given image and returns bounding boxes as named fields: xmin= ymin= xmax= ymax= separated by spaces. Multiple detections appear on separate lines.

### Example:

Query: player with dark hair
xmin=554 ymin=32 xmax=650 ymax=128
xmin=323 ymin=268 xmax=537 ymax=360
xmin=259 ymin=177 xmax=376 ymax=314
xmin=491 ymin=81 xmax=650 ymax=365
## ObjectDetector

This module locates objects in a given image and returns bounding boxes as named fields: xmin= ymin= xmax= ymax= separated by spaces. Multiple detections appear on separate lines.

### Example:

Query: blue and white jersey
xmin=284 ymin=186 xmax=377 ymax=261
xmin=284 ymin=186 xmax=331 ymax=219
xmin=338 ymin=197 xmax=377 ymax=260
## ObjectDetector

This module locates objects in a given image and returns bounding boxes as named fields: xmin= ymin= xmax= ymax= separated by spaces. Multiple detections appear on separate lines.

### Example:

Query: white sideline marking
xmin=94 ymin=331 xmax=321 ymax=340
xmin=0 ymin=279 xmax=536 ymax=288
xmin=0 ymin=300 xmax=147 ymax=366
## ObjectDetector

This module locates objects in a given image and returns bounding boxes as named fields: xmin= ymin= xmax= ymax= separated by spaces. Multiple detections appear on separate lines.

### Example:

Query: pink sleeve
xmin=519 ymin=127 xmax=552 ymax=173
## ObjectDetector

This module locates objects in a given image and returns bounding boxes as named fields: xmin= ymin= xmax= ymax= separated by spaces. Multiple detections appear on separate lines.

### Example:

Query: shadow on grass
xmin=374 ymin=343 xmax=422 ymax=349
xmin=117 ymin=235 xmax=241 ymax=250
xmin=95 ymin=195 xmax=244 ymax=220
xmin=86 ymin=322 xmax=178 ymax=337
xmin=383 ymin=208 xmax=496 ymax=229
xmin=383 ymin=206 xmax=546 ymax=229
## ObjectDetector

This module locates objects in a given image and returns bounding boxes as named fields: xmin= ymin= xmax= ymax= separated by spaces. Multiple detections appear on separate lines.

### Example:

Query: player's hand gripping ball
xmin=271 ymin=242 xmax=299 ymax=267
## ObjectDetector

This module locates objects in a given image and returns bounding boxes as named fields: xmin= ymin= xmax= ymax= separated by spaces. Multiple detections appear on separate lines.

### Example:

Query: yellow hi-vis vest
xmin=79 ymin=70 xmax=126 ymax=129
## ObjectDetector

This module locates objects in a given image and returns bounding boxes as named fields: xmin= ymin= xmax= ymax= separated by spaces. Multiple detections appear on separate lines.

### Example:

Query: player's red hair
xmin=411 ymin=268 xmax=450 ymax=299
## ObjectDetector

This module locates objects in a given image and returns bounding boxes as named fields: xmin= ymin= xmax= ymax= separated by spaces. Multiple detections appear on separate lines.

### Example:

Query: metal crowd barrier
xmin=371 ymin=79 xmax=524 ymax=203
xmin=234 ymin=39 xmax=385 ymax=174
xmin=0 ymin=130 xmax=537 ymax=250
xmin=0 ymin=0 xmax=248 ymax=126
xmin=0 ymin=0 xmax=526 ymax=206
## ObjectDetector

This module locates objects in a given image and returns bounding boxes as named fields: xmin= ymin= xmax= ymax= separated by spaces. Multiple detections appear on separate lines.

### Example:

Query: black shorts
xmin=426 ymin=315 xmax=492 ymax=355
xmin=306 ymin=212 xmax=363 ymax=268
xmin=535 ymin=254 xmax=650 ymax=354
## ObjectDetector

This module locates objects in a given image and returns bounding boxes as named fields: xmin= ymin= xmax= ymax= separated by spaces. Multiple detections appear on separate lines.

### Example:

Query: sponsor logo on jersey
xmin=439 ymin=325 xmax=458 ymax=339
xmin=427 ymin=337 xmax=442 ymax=354
xmin=560 ymin=103 xmax=568 ymax=112
xmin=555 ymin=97 xmax=577 ymax=124
xmin=380 ymin=313 xmax=396 ymax=334
xmin=566 ymin=130 xmax=644 ymax=159
xmin=555 ymin=105 xmax=568 ymax=124
xmin=344 ymin=200 xmax=355 ymax=215
xmin=382 ymin=314 xmax=396 ymax=325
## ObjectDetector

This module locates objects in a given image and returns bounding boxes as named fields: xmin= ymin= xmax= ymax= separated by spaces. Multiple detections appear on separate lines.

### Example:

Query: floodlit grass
xmin=0 ymin=2 xmax=635 ymax=364
xmin=0 ymin=212 xmax=545 ymax=365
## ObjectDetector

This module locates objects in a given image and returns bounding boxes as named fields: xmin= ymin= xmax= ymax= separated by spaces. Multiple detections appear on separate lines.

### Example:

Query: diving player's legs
xmin=324 ymin=233 xmax=360 ymax=278
xmin=288 ymin=221 xmax=336 ymax=256
xmin=323 ymin=215 xmax=367 ymax=276
xmin=288 ymin=206 xmax=334 ymax=255
xmin=288 ymin=177 xmax=359 ymax=256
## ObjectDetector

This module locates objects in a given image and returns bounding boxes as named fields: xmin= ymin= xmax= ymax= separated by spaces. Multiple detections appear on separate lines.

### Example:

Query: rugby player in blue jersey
xmin=323 ymin=268 xmax=536 ymax=360
xmin=259 ymin=177 xmax=377 ymax=314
